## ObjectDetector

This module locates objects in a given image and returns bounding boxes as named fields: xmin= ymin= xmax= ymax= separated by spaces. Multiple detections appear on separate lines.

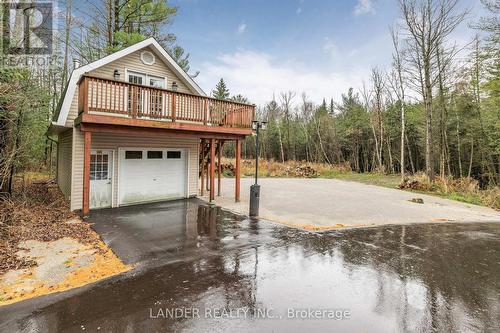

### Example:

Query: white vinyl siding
xmin=70 ymin=132 xmax=199 ymax=211
xmin=57 ymin=129 xmax=72 ymax=199
xmin=65 ymin=46 xmax=193 ymax=127
xmin=71 ymin=128 xmax=85 ymax=211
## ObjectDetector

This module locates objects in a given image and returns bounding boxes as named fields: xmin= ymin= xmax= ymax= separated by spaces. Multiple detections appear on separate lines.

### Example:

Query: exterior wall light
xmin=113 ymin=69 xmax=120 ymax=80
xmin=172 ymin=81 xmax=178 ymax=91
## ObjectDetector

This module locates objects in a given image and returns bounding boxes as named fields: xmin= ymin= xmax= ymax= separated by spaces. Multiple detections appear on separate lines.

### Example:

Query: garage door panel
xmin=119 ymin=148 xmax=187 ymax=205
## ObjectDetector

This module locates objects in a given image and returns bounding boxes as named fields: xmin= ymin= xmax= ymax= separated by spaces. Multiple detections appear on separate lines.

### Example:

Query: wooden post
xmin=200 ymin=158 xmax=205 ymax=196
xmin=131 ymin=86 xmax=137 ymax=118
xmin=171 ymin=93 xmax=176 ymax=122
xmin=217 ymin=140 xmax=223 ymax=196
xmin=82 ymin=131 xmax=92 ymax=216
xmin=210 ymin=138 xmax=215 ymax=202
xmin=200 ymin=139 xmax=205 ymax=196
xmin=82 ymin=77 xmax=89 ymax=114
xmin=235 ymin=139 xmax=241 ymax=202
xmin=205 ymin=161 xmax=209 ymax=191
xmin=203 ymin=98 xmax=208 ymax=125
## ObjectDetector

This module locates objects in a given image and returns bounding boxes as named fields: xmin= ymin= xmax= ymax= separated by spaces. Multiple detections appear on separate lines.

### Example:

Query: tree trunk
xmin=277 ymin=123 xmax=285 ymax=163
xmin=370 ymin=122 xmax=382 ymax=170
xmin=468 ymin=139 xmax=474 ymax=178
xmin=62 ymin=0 xmax=72 ymax=88
xmin=456 ymin=109 xmax=463 ymax=177
xmin=387 ymin=136 xmax=394 ymax=173
xmin=400 ymin=102 xmax=405 ymax=180
xmin=405 ymin=134 xmax=415 ymax=174
xmin=423 ymin=59 xmax=434 ymax=181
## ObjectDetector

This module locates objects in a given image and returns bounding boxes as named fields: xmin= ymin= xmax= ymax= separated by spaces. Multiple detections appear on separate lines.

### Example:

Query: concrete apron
xmin=204 ymin=177 xmax=500 ymax=229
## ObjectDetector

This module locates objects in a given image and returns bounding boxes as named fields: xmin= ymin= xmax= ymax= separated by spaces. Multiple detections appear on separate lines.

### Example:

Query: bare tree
xmin=398 ymin=0 xmax=468 ymax=181
xmin=390 ymin=26 xmax=407 ymax=181
xmin=61 ymin=0 xmax=72 ymax=87
xmin=371 ymin=67 xmax=386 ymax=172
xmin=279 ymin=91 xmax=296 ymax=160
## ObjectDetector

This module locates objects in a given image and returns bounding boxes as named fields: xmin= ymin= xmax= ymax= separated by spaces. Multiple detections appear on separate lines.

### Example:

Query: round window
xmin=141 ymin=51 xmax=155 ymax=65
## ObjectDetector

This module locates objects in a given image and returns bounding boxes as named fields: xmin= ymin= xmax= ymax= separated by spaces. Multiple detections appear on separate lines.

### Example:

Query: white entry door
xmin=90 ymin=150 xmax=113 ymax=209
xmin=127 ymin=71 xmax=165 ymax=117
xmin=118 ymin=148 xmax=187 ymax=206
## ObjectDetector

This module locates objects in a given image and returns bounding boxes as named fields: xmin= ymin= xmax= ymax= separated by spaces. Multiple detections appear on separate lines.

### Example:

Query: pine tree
xmin=231 ymin=94 xmax=249 ymax=104
xmin=329 ymin=98 xmax=335 ymax=115
xmin=168 ymin=46 xmax=190 ymax=72
xmin=212 ymin=78 xmax=230 ymax=100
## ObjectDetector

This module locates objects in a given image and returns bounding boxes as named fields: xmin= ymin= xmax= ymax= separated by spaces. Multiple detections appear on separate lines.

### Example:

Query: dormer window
xmin=141 ymin=51 xmax=155 ymax=65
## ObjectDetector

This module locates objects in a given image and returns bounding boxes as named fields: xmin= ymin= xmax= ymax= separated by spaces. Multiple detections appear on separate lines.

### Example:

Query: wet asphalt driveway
xmin=1 ymin=199 xmax=499 ymax=332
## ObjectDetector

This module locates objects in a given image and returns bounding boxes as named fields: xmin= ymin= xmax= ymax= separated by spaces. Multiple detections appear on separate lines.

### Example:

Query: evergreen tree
xmin=329 ymin=98 xmax=335 ymax=115
xmin=168 ymin=45 xmax=190 ymax=72
xmin=212 ymin=79 xmax=230 ymax=100
xmin=231 ymin=94 xmax=250 ymax=104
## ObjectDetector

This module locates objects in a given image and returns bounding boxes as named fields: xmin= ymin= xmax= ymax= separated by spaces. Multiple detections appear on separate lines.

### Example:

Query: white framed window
xmin=148 ymin=75 xmax=165 ymax=89
xmin=128 ymin=72 xmax=145 ymax=85
xmin=141 ymin=50 xmax=155 ymax=65
xmin=127 ymin=71 xmax=165 ymax=88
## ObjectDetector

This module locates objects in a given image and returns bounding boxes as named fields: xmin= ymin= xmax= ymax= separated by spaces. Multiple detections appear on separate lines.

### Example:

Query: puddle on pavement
xmin=1 ymin=200 xmax=499 ymax=332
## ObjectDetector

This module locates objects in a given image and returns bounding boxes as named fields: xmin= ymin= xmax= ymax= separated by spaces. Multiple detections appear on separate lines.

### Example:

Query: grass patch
xmin=319 ymin=170 xmax=401 ymax=188
xmin=446 ymin=192 xmax=483 ymax=206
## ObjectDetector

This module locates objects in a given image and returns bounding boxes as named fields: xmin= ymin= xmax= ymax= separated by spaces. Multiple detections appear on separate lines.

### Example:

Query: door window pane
xmin=90 ymin=152 xmax=111 ymax=180
xmin=149 ymin=77 xmax=164 ymax=88
xmin=128 ymin=74 xmax=143 ymax=85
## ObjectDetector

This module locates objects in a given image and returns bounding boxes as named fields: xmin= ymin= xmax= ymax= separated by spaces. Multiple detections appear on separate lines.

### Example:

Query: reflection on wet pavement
xmin=1 ymin=199 xmax=499 ymax=332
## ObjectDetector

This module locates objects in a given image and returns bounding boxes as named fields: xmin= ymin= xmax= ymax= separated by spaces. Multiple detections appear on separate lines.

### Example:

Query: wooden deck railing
xmin=77 ymin=75 xmax=255 ymax=128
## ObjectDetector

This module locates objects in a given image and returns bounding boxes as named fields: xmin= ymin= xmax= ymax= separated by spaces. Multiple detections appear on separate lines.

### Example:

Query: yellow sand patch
xmin=0 ymin=241 xmax=130 ymax=306
xmin=265 ymin=217 xmax=347 ymax=231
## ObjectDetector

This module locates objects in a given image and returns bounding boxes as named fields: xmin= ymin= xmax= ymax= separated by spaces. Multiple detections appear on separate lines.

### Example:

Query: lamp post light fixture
xmin=249 ymin=120 xmax=267 ymax=217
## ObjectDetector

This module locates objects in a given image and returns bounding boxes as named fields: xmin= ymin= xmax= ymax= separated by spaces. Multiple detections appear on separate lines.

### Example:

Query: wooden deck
xmin=77 ymin=75 xmax=255 ymax=130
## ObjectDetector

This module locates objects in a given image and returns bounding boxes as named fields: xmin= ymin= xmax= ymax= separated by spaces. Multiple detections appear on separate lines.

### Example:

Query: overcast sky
xmin=168 ymin=0 xmax=484 ymax=105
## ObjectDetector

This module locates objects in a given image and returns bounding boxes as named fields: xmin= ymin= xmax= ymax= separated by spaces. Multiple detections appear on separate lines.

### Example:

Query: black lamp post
xmin=249 ymin=120 xmax=267 ymax=217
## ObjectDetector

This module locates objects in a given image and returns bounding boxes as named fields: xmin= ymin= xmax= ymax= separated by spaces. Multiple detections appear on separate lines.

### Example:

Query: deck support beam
xmin=206 ymin=162 xmax=209 ymax=191
xmin=210 ymin=138 xmax=215 ymax=202
xmin=217 ymin=140 xmax=223 ymax=196
xmin=235 ymin=140 xmax=241 ymax=202
xmin=200 ymin=139 xmax=205 ymax=196
xmin=82 ymin=131 xmax=92 ymax=216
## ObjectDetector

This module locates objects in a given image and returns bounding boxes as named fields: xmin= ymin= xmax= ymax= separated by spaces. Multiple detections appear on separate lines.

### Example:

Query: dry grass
xmin=400 ymin=172 xmax=500 ymax=209
xmin=221 ymin=158 xmax=351 ymax=178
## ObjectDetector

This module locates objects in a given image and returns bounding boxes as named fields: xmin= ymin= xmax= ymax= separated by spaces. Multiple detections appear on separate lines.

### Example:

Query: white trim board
xmin=55 ymin=37 xmax=206 ymax=127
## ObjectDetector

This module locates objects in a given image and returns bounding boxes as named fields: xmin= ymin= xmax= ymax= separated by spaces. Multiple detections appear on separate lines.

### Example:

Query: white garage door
xmin=119 ymin=148 xmax=187 ymax=205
